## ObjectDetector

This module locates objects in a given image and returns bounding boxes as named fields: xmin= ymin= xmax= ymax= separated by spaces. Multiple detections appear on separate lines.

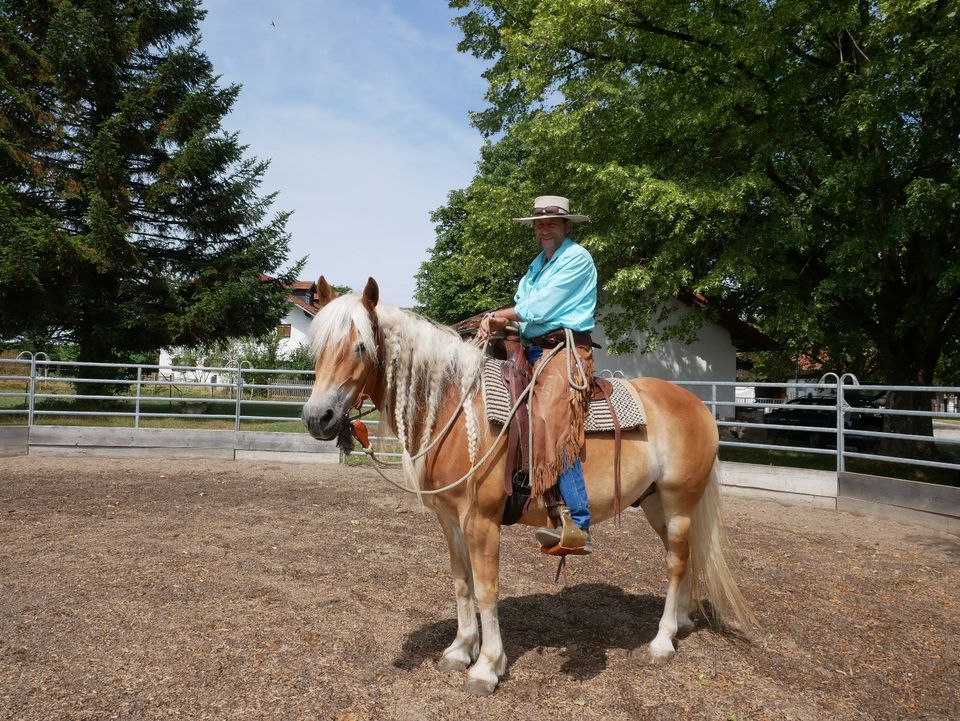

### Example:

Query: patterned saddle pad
xmin=481 ymin=357 xmax=646 ymax=433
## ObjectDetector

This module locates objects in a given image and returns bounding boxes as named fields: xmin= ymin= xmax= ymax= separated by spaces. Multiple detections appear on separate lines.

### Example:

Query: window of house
xmin=278 ymin=323 xmax=291 ymax=338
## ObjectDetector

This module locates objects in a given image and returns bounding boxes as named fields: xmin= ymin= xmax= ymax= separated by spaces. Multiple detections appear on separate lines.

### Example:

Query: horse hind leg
xmin=641 ymin=494 xmax=696 ymax=632
xmin=436 ymin=512 xmax=479 ymax=672
xmin=640 ymin=493 xmax=694 ymax=662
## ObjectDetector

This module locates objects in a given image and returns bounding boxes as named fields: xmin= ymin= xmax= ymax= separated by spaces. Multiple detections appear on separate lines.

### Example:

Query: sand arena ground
xmin=1 ymin=456 xmax=958 ymax=721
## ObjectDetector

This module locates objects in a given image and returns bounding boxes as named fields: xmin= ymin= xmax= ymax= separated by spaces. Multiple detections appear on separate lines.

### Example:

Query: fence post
xmin=836 ymin=375 xmax=844 ymax=473
xmin=134 ymin=365 xmax=143 ymax=429
xmin=234 ymin=361 xmax=243 ymax=432
xmin=711 ymin=382 xmax=718 ymax=421
xmin=18 ymin=352 xmax=36 ymax=427
xmin=837 ymin=373 xmax=860 ymax=473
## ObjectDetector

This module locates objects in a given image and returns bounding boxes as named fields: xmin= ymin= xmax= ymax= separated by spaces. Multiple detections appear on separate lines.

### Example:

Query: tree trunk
xmin=76 ymin=340 xmax=129 ymax=401
xmin=877 ymin=352 xmax=937 ymax=458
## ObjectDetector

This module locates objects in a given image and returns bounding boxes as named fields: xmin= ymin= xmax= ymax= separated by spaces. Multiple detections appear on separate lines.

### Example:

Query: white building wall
xmin=158 ymin=304 xmax=316 ymax=381
xmin=591 ymin=299 xmax=737 ymax=418
xmin=278 ymin=308 xmax=313 ymax=357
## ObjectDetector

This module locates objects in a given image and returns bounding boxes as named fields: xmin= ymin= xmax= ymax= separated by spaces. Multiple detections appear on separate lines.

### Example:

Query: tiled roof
xmin=287 ymin=294 xmax=319 ymax=316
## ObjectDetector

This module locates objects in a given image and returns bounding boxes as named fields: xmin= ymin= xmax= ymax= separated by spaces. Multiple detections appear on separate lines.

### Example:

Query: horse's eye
xmin=356 ymin=342 xmax=366 ymax=356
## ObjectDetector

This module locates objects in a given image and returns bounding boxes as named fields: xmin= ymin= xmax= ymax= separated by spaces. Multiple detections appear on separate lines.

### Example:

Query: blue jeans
xmin=558 ymin=458 xmax=590 ymax=530
xmin=525 ymin=345 xmax=591 ymax=531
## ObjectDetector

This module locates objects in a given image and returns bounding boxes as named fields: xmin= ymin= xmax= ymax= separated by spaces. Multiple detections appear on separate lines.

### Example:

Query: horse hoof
xmin=463 ymin=676 xmax=498 ymax=696
xmin=646 ymin=642 xmax=676 ymax=665
xmin=438 ymin=656 xmax=468 ymax=673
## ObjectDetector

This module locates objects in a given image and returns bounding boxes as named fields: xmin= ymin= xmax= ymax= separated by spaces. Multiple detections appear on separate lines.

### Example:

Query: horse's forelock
xmin=307 ymin=294 xmax=378 ymax=361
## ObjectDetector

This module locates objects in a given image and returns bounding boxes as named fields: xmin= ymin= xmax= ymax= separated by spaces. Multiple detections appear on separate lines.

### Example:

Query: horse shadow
xmin=393 ymin=582 xmax=710 ymax=681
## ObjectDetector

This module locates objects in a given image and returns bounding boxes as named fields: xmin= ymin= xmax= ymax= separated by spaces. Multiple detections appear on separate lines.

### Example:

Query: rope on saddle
xmin=563 ymin=328 xmax=590 ymax=391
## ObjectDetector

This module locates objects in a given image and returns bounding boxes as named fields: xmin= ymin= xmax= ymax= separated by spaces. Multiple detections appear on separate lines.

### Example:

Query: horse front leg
xmin=435 ymin=511 xmax=479 ymax=672
xmin=462 ymin=513 xmax=506 ymax=696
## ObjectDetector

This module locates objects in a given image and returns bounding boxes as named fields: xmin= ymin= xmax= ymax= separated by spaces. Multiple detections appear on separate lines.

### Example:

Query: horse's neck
xmin=376 ymin=315 xmax=482 ymax=453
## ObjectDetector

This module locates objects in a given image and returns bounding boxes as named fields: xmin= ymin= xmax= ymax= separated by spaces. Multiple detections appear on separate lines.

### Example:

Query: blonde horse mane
xmin=307 ymin=295 xmax=484 ymax=480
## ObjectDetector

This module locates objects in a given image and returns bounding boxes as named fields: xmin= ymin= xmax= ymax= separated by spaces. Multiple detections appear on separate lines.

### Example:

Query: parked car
xmin=764 ymin=391 xmax=885 ymax=450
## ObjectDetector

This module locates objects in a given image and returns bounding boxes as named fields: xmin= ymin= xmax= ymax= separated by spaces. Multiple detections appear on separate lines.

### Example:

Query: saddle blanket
xmin=481 ymin=357 xmax=646 ymax=433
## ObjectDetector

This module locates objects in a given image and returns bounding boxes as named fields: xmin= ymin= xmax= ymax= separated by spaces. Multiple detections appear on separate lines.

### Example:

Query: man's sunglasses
xmin=531 ymin=206 xmax=570 ymax=217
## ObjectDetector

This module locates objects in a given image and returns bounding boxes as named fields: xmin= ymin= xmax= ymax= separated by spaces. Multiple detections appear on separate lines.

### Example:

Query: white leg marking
xmin=437 ymin=515 xmax=479 ymax=672
xmin=464 ymin=605 xmax=506 ymax=695
xmin=676 ymin=568 xmax=695 ymax=631
xmin=648 ymin=514 xmax=690 ymax=663
xmin=439 ymin=577 xmax=479 ymax=671
xmin=649 ymin=578 xmax=679 ymax=663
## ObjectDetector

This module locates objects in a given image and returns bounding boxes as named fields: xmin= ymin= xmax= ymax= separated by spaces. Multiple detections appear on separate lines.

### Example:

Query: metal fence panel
xmin=5 ymin=354 xmax=960 ymax=476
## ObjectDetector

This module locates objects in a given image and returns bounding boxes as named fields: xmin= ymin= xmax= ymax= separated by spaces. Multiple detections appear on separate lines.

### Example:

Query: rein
xmin=355 ymin=338 xmax=566 ymax=497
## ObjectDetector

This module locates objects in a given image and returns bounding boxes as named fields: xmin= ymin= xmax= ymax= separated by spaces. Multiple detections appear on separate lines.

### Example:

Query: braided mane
xmin=306 ymin=295 xmax=484 ymax=468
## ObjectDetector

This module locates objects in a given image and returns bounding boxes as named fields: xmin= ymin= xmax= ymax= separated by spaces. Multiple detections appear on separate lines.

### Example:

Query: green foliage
xmin=421 ymin=0 xmax=960 ymax=384
xmin=0 ymin=0 xmax=304 ymax=365
xmin=282 ymin=343 xmax=315 ymax=372
xmin=171 ymin=329 xmax=313 ymax=373
xmin=935 ymin=334 xmax=960 ymax=386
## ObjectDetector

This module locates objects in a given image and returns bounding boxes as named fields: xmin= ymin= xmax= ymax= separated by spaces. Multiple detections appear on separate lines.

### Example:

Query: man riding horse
xmin=477 ymin=195 xmax=597 ymax=554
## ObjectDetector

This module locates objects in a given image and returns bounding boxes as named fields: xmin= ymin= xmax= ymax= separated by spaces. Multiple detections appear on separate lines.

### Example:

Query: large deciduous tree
xmin=419 ymin=0 xmax=959 ymax=404
xmin=0 ymin=0 xmax=302 ymax=365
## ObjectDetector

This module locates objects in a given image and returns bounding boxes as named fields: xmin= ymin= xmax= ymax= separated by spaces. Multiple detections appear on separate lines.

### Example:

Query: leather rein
xmin=348 ymin=334 xmax=566 ymax=497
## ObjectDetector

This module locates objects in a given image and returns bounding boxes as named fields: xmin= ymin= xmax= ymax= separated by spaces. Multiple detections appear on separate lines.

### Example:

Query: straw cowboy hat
xmin=513 ymin=195 xmax=591 ymax=224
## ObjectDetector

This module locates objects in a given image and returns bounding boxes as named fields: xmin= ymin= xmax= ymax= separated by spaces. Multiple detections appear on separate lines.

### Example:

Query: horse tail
xmin=688 ymin=458 xmax=758 ymax=633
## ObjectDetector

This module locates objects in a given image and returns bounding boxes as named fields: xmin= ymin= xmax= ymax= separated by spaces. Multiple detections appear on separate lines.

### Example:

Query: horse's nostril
xmin=320 ymin=409 xmax=334 ymax=426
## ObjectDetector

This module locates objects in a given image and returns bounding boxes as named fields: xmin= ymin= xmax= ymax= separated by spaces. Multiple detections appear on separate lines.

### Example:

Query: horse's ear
xmin=361 ymin=277 xmax=379 ymax=310
xmin=315 ymin=276 xmax=338 ymax=308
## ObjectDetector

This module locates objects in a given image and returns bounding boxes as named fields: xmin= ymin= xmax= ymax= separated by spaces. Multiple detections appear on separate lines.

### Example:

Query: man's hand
xmin=477 ymin=307 xmax=519 ymax=341
xmin=477 ymin=313 xmax=504 ymax=341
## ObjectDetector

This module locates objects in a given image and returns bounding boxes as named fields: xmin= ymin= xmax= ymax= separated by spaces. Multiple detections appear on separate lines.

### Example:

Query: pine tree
xmin=0 ymin=0 xmax=303 ymax=365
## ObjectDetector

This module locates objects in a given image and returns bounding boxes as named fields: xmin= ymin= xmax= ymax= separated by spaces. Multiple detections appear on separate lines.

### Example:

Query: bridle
xmin=332 ymin=312 xmax=383 ymax=453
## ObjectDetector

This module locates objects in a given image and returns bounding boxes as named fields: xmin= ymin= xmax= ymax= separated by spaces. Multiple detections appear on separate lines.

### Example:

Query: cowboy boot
xmin=535 ymin=506 xmax=592 ymax=555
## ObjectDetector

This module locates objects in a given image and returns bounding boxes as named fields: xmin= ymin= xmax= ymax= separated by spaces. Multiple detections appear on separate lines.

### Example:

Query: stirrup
xmin=536 ymin=506 xmax=592 ymax=556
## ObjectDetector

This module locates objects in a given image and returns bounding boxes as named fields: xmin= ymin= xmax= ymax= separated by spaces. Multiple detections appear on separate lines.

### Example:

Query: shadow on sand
xmin=393 ymin=582 xmax=713 ymax=681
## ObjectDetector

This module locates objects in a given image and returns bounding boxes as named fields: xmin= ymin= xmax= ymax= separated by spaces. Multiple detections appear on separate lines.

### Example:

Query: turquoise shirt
xmin=514 ymin=237 xmax=597 ymax=342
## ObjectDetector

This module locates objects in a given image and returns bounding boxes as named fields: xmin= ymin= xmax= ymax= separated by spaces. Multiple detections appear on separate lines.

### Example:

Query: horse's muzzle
xmin=301 ymin=401 xmax=341 ymax=441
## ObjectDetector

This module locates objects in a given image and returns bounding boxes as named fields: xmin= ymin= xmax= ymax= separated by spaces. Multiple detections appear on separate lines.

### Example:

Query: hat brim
xmin=513 ymin=214 xmax=591 ymax=224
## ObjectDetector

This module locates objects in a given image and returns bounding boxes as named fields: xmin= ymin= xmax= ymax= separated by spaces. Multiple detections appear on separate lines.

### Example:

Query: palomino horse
xmin=302 ymin=277 xmax=755 ymax=695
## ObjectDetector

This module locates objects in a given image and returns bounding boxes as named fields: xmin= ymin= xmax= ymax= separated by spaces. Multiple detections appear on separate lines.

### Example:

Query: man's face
xmin=534 ymin=217 xmax=570 ymax=257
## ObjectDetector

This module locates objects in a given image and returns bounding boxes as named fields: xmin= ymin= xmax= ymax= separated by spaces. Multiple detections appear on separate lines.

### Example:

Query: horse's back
xmin=552 ymin=376 xmax=716 ymax=524
xmin=511 ymin=375 xmax=719 ymax=526
xmin=626 ymin=374 xmax=718 ymax=449
xmin=627 ymin=375 xmax=718 ymax=488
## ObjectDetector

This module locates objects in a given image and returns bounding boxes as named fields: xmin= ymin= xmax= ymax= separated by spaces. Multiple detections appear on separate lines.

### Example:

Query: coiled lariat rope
xmin=355 ymin=336 xmax=569 ymax=497
xmin=563 ymin=327 xmax=590 ymax=391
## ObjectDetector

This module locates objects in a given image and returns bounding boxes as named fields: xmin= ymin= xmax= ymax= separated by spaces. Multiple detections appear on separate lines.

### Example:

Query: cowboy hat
xmin=513 ymin=195 xmax=591 ymax=224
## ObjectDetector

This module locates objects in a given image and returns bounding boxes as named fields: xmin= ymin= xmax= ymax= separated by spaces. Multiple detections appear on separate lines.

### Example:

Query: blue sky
xmin=198 ymin=1 xmax=489 ymax=306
